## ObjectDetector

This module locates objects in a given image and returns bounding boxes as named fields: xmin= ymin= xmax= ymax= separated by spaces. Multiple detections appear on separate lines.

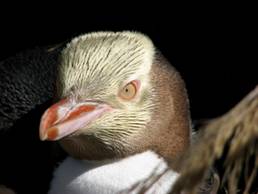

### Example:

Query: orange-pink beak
xmin=39 ymin=98 xmax=112 ymax=141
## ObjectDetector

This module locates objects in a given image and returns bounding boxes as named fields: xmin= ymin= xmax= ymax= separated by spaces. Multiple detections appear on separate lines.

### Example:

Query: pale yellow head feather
xmin=58 ymin=31 xmax=154 ymax=99
xmin=57 ymin=31 xmax=157 ymax=154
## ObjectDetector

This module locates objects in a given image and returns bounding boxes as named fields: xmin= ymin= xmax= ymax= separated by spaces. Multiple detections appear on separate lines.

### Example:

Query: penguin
xmin=39 ymin=31 xmax=191 ymax=194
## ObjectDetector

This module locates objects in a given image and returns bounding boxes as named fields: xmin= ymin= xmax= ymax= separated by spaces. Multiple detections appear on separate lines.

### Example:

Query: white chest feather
xmin=49 ymin=151 xmax=179 ymax=194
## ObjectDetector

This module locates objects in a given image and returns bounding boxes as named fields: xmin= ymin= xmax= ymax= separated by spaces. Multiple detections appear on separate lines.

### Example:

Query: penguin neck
xmin=49 ymin=151 xmax=179 ymax=194
xmin=147 ymin=57 xmax=191 ymax=166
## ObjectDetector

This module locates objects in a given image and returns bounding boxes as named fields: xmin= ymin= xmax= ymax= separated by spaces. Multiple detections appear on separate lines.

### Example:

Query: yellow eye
xmin=119 ymin=81 xmax=137 ymax=100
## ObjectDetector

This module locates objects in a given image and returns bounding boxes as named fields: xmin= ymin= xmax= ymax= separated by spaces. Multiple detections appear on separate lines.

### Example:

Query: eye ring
xmin=118 ymin=80 xmax=139 ymax=100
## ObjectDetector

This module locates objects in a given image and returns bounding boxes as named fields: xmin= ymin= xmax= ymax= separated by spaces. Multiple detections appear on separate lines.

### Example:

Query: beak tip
xmin=39 ymin=133 xmax=47 ymax=141
xmin=40 ymin=127 xmax=59 ymax=141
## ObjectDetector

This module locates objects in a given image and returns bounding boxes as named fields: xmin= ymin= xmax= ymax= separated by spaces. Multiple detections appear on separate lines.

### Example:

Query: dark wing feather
xmin=0 ymin=46 xmax=67 ymax=194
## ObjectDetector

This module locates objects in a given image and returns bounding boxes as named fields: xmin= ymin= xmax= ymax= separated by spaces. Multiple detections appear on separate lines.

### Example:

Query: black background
xmin=0 ymin=4 xmax=257 ymax=119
